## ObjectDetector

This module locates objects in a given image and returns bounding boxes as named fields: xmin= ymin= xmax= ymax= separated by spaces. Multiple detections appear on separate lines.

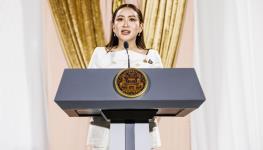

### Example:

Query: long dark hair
xmin=105 ymin=4 xmax=147 ymax=51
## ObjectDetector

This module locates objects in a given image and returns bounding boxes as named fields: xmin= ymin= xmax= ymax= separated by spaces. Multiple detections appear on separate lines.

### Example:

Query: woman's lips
xmin=121 ymin=30 xmax=131 ymax=35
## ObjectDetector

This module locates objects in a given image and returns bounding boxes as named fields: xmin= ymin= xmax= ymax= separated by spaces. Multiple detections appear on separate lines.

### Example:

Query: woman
xmin=87 ymin=4 xmax=163 ymax=150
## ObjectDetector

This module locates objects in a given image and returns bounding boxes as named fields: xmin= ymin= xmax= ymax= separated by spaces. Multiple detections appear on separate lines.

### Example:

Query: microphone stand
xmin=124 ymin=41 xmax=130 ymax=68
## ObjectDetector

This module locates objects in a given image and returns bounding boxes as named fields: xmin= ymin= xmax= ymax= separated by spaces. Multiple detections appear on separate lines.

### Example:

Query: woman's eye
xmin=130 ymin=18 xmax=137 ymax=21
xmin=116 ymin=18 xmax=123 ymax=21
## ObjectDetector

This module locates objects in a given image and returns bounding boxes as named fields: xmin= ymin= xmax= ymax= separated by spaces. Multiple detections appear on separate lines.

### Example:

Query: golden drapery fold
xmin=141 ymin=0 xmax=187 ymax=67
xmin=112 ymin=0 xmax=123 ymax=13
xmin=48 ymin=0 xmax=105 ymax=68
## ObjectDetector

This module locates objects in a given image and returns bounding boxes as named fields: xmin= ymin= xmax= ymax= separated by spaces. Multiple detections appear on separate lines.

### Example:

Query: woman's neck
xmin=118 ymin=40 xmax=137 ymax=50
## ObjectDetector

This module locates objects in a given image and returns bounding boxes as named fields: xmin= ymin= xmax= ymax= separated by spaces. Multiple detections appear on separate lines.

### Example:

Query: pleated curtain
xmin=49 ymin=0 xmax=105 ymax=68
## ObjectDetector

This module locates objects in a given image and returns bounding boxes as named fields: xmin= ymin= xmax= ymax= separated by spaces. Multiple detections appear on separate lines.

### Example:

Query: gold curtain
xmin=141 ymin=0 xmax=187 ymax=68
xmin=112 ymin=0 xmax=123 ymax=13
xmin=49 ymin=0 xmax=105 ymax=68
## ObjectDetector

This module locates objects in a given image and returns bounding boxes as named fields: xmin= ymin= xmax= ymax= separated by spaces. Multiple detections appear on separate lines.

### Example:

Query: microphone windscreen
xmin=124 ymin=41 xmax=129 ymax=49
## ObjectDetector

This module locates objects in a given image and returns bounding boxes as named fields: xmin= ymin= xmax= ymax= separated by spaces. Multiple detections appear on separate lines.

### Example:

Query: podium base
xmin=110 ymin=123 xmax=150 ymax=150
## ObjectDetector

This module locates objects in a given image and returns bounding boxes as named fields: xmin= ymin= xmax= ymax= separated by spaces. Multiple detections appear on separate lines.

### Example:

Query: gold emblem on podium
xmin=114 ymin=68 xmax=148 ymax=98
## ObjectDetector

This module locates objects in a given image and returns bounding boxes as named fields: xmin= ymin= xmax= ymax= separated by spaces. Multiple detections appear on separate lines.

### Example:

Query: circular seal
xmin=114 ymin=68 xmax=148 ymax=98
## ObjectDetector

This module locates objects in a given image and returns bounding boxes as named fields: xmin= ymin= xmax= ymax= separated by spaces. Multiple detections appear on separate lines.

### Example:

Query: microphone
xmin=124 ymin=41 xmax=130 ymax=68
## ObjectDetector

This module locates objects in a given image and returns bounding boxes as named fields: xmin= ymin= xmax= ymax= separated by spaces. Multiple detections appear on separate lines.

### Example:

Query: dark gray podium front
xmin=55 ymin=68 xmax=205 ymax=150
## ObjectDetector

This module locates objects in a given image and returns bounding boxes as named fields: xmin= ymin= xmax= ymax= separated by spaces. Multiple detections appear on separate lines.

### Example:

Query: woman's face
xmin=113 ymin=7 xmax=143 ymax=43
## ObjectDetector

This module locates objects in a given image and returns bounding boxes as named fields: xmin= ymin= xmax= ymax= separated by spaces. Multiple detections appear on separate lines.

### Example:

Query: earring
xmin=114 ymin=33 xmax=116 ymax=37
xmin=138 ymin=32 xmax=141 ymax=36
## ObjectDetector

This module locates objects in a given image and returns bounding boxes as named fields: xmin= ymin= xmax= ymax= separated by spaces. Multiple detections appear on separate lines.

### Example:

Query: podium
xmin=55 ymin=68 xmax=205 ymax=149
